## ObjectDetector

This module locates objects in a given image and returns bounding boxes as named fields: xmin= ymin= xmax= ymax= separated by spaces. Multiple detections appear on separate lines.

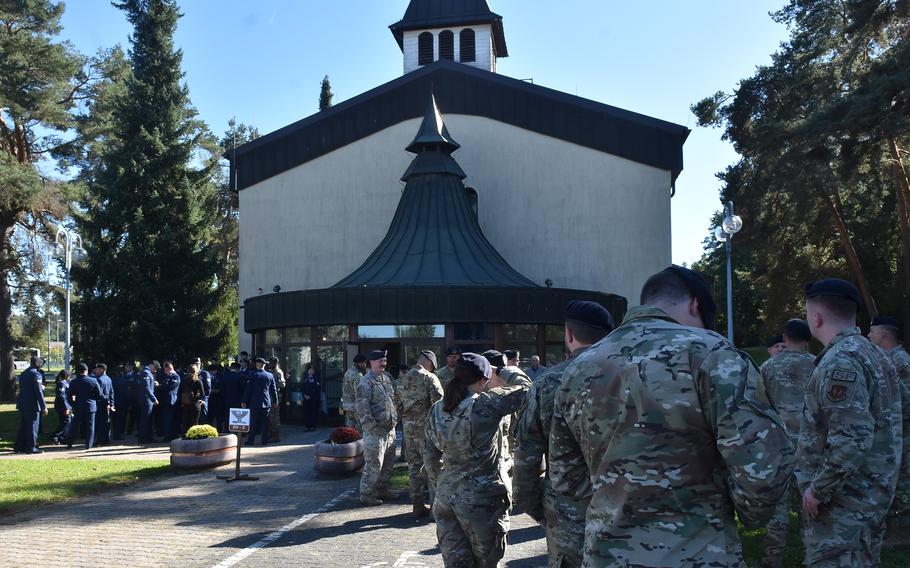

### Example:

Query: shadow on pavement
xmin=508 ymin=525 xmax=546 ymax=545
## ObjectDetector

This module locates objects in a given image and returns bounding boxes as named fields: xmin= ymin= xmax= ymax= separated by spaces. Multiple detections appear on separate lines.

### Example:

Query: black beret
xmin=482 ymin=350 xmax=505 ymax=368
xmin=191 ymin=357 xmax=202 ymax=365
xmin=456 ymin=353 xmax=492 ymax=380
xmin=254 ymin=357 xmax=268 ymax=364
xmin=804 ymin=278 xmax=861 ymax=307
xmin=353 ymin=354 xmax=367 ymax=364
xmin=766 ymin=334 xmax=784 ymax=348
xmin=268 ymin=356 xmax=278 ymax=364
xmin=503 ymin=349 xmax=518 ymax=360
xmin=872 ymin=316 xmax=900 ymax=330
xmin=783 ymin=319 xmax=811 ymax=342
xmin=419 ymin=350 xmax=438 ymax=369
xmin=445 ymin=346 xmax=462 ymax=356
xmin=367 ymin=350 xmax=387 ymax=361
xmin=76 ymin=362 xmax=89 ymax=372
xmin=564 ymin=300 xmax=614 ymax=331
xmin=665 ymin=265 xmax=717 ymax=330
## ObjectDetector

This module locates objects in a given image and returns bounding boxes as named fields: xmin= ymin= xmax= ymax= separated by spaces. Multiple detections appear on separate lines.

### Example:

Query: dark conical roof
xmin=406 ymin=94 xmax=460 ymax=154
xmin=333 ymin=95 xmax=536 ymax=289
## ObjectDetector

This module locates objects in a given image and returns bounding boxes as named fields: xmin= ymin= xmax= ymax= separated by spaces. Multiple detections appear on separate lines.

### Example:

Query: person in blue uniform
xmin=51 ymin=370 xmax=72 ymax=444
xmin=208 ymin=363 xmax=225 ymax=432
xmin=159 ymin=360 xmax=181 ymax=441
xmin=93 ymin=363 xmax=115 ymax=446
xmin=111 ymin=365 xmax=132 ymax=440
xmin=66 ymin=363 xmax=101 ymax=450
xmin=241 ymin=357 xmax=278 ymax=445
xmin=221 ymin=362 xmax=245 ymax=430
xmin=14 ymin=356 xmax=48 ymax=454
xmin=190 ymin=357 xmax=212 ymax=424
xmin=301 ymin=364 xmax=321 ymax=431
xmin=136 ymin=360 xmax=160 ymax=443
xmin=125 ymin=362 xmax=141 ymax=435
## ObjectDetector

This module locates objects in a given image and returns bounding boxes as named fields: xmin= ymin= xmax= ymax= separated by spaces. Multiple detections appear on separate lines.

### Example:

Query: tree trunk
xmin=826 ymin=188 xmax=878 ymax=319
xmin=0 ymin=218 xmax=16 ymax=403
xmin=888 ymin=137 xmax=910 ymax=343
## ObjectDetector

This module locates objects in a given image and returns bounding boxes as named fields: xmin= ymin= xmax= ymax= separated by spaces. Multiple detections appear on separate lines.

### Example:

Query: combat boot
xmin=360 ymin=495 xmax=383 ymax=507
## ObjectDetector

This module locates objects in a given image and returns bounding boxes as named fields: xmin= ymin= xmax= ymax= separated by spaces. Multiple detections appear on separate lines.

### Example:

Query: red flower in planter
xmin=330 ymin=427 xmax=362 ymax=444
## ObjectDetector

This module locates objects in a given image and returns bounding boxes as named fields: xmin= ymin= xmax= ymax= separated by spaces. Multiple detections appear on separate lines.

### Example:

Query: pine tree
xmin=74 ymin=0 xmax=232 ymax=364
xmin=319 ymin=75 xmax=333 ymax=111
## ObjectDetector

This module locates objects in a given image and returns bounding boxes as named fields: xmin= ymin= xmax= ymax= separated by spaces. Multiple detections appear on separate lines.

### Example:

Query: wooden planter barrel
xmin=170 ymin=434 xmax=237 ymax=469
xmin=314 ymin=438 xmax=364 ymax=474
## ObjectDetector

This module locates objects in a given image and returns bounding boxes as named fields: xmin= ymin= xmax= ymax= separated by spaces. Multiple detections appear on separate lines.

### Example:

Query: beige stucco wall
xmin=238 ymin=115 xmax=672 ymax=350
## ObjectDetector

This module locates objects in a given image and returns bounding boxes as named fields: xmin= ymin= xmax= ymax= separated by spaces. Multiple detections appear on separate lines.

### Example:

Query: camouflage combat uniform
xmin=550 ymin=305 xmax=795 ymax=568
xmin=888 ymin=345 xmax=910 ymax=386
xmin=797 ymin=327 xmax=904 ymax=567
xmin=394 ymin=365 xmax=443 ymax=504
xmin=355 ymin=369 xmax=398 ymax=499
xmin=342 ymin=365 xmax=363 ymax=430
xmin=759 ymin=347 xmax=816 ymax=567
xmin=497 ymin=366 xmax=531 ymax=496
xmin=425 ymin=372 xmax=530 ymax=567
xmin=436 ymin=365 xmax=456 ymax=388
xmin=515 ymin=346 xmax=591 ymax=568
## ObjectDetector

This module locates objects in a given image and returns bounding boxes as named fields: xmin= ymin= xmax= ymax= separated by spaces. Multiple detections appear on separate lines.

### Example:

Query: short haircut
xmin=640 ymin=269 xmax=691 ymax=306
xmin=808 ymin=295 xmax=857 ymax=321
xmin=566 ymin=320 xmax=611 ymax=345
xmin=353 ymin=354 xmax=367 ymax=364
xmin=150 ymin=360 xmax=161 ymax=368
xmin=94 ymin=363 xmax=108 ymax=371
xmin=163 ymin=359 xmax=174 ymax=368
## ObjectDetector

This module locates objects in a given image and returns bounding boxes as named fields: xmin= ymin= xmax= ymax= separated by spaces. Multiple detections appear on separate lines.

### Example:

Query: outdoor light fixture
xmin=273 ymin=285 xmax=281 ymax=293
xmin=54 ymin=227 xmax=86 ymax=370
xmin=715 ymin=201 xmax=743 ymax=343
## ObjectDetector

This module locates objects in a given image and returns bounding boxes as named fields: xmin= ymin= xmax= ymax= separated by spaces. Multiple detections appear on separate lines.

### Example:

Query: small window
xmin=418 ymin=32 xmax=434 ymax=66
xmin=460 ymin=28 xmax=476 ymax=62
xmin=439 ymin=30 xmax=454 ymax=60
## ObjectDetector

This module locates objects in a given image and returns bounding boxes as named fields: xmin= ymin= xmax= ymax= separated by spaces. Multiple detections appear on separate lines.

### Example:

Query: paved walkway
xmin=0 ymin=426 xmax=547 ymax=567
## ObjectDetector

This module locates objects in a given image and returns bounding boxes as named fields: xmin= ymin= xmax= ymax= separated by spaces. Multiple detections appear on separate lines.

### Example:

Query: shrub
xmin=184 ymin=425 xmax=219 ymax=440
xmin=330 ymin=426 xmax=362 ymax=444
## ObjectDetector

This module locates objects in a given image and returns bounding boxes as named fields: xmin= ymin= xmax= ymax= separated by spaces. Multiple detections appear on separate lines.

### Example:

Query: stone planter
xmin=170 ymin=434 xmax=237 ymax=469
xmin=314 ymin=438 xmax=364 ymax=474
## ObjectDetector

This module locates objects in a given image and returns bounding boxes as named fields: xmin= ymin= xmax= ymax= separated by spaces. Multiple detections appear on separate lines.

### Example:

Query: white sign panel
xmin=229 ymin=407 xmax=251 ymax=433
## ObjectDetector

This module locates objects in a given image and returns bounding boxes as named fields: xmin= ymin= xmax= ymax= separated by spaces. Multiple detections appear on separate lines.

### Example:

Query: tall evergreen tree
xmin=74 ymin=0 xmax=231 ymax=364
xmin=318 ymin=75 xmax=333 ymax=111
xmin=0 ymin=1 xmax=88 ymax=400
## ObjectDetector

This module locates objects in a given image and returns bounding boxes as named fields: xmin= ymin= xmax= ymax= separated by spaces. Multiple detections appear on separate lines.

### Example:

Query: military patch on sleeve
xmin=827 ymin=384 xmax=849 ymax=402
xmin=831 ymin=369 xmax=857 ymax=382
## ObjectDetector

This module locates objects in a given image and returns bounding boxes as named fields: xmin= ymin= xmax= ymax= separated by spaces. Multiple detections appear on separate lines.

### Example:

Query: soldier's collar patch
xmin=827 ymin=384 xmax=849 ymax=402
xmin=831 ymin=369 xmax=857 ymax=383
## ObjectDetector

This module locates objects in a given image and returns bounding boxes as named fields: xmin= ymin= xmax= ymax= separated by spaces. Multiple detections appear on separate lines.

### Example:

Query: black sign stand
xmin=217 ymin=425 xmax=258 ymax=482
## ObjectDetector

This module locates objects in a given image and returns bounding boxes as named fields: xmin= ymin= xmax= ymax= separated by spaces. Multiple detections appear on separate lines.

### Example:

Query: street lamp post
xmin=714 ymin=202 xmax=743 ymax=343
xmin=54 ymin=228 xmax=86 ymax=371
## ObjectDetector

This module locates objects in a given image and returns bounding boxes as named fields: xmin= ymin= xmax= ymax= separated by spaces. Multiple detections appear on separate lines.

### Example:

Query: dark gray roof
xmin=230 ymin=60 xmax=689 ymax=191
xmin=389 ymin=0 xmax=508 ymax=56
xmin=334 ymin=96 xmax=536 ymax=289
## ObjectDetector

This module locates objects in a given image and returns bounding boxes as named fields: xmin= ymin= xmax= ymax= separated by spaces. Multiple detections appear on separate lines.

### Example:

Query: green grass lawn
xmin=0 ymin=459 xmax=170 ymax=514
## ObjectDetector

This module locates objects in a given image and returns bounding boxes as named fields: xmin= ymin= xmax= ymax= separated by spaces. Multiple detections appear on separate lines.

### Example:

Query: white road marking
xmin=211 ymin=489 xmax=355 ymax=568
xmin=393 ymin=551 xmax=428 ymax=567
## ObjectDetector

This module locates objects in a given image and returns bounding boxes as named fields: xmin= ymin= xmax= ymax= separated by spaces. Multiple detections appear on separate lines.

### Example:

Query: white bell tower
xmin=389 ymin=0 xmax=508 ymax=75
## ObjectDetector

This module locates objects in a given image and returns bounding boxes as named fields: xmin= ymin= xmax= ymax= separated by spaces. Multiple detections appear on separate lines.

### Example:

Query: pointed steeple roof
xmin=333 ymin=94 xmax=536 ymax=289
xmin=406 ymin=93 xmax=461 ymax=154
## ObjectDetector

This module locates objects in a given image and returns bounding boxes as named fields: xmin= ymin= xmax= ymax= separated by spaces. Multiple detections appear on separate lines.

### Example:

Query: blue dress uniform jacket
xmin=14 ymin=367 xmax=47 ymax=453
xmin=95 ymin=373 xmax=115 ymax=444
xmin=242 ymin=369 xmax=278 ymax=445
xmin=111 ymin=373 xmax=131 ymax=439
xmin=222 ymin=370 xmax=245 ymax=410
xmin=66 ymin=374 xmax=101 ymax=449
xmin=160 ymin=371 xmax=181 ymax=440
xmin=136 ymin=366 xmax=158 ymax=443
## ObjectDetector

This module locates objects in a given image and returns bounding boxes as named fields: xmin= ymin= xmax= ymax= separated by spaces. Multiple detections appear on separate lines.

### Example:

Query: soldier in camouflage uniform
xmin=515 ymin=300 xmax=614 ymax=568
xmin=483 ymin=350 xmax=531 ymax=496
xmin=798 ymin=280 xmax=907 ymax=567
xmin=759 ymin=318 xmax=816 ymax=568
xmin=394 ymin=350 xmax=443 ymax=518
xmin=342 ymin=355 xmax=367 ymax=430
xmin=869 ymin=315 xmax=910 ymax=385
xmin=355 ymin=350 xmax=398 ymax=506
xmin=436 ymin=346 xmax=461 ymax=387
xmin=425 ymin=353 xmax=529 ymax=568
xmin=550 ymin=266 xmax=795 ymax=567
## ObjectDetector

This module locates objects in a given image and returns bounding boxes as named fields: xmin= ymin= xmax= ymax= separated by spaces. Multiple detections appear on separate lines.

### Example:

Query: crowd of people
xmin=13 ymin=354 xmax=291 ymax=452
xmin=341 ymin=265 xmax=910 ymax=568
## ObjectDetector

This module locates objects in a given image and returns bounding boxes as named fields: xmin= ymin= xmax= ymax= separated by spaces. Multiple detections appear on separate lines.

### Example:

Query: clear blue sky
xmin=58 ymin=0 xmax=789 ymax=265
